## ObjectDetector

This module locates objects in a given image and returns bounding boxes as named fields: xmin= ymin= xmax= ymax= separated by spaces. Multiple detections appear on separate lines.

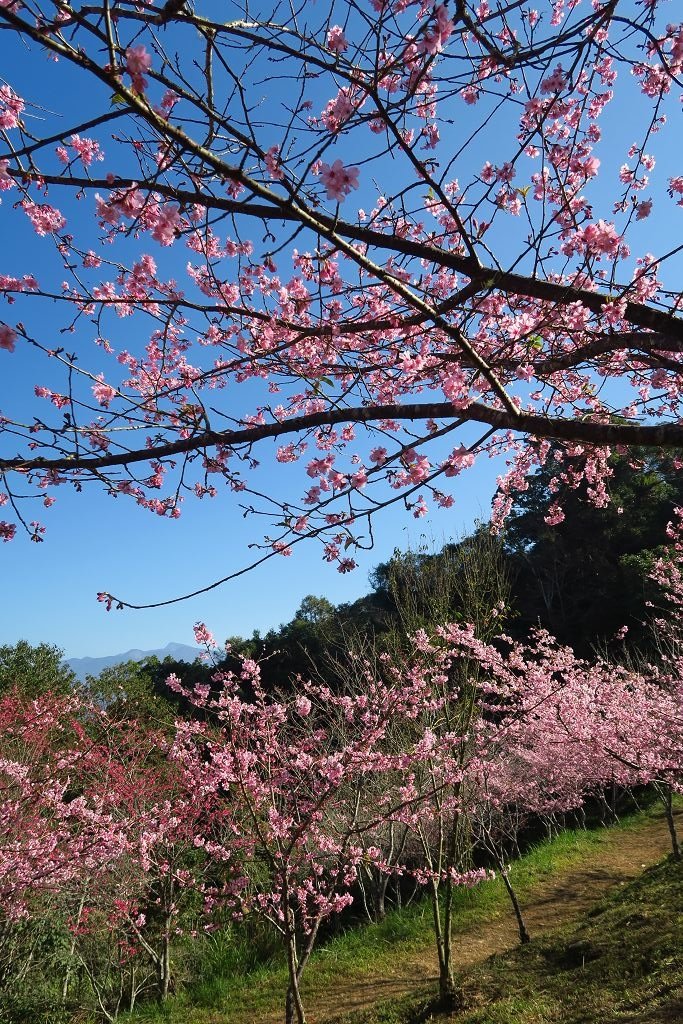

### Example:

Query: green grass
xmin=456 ymin=852 xmax=683 ymax=1024
xmin=331 ymin=847 xmax=683 ymax=1024
xmin=121 ymin=803 xmax=674 ymax=1024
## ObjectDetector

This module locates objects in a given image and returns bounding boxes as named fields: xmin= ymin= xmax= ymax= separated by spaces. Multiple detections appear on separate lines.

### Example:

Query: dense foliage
xmin=219 ymin=450 xmax=683 ymax=680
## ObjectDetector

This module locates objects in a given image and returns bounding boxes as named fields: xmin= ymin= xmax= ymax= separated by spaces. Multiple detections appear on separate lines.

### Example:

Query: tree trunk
xmin=284 ymin=939 xmax=306 ymax=1024
xmin=610 ymin=784 xmax=620 ymax=823
xmin=282 ymin=892 xmax=323 ymax=1024
xmin=375 ymin=872 xmax=390 ymax=922
xmin=438 ymin=811 xmax=468 ymax=1008
xmin=285 ymin=981 xmax=305 ymax=1024
xmin=157 ymin=913 xmax=172 ymax=1002
xmin=357 ymin=867 xmax=374 ymax=924
xmin=500 ymin=868 xmax=530 ymax=944
xmin=128 ymin=967 xmax=137 ymax=1014
xmin=61 ymin=895 xmax=85 ymax=1004
xmin=441 ymin=868 xmax=454 ymax=1001
xmin=428 ymin=877 xmax=452 ymax=1000
xmin=659 ymin=784 xmax=681 ymax=860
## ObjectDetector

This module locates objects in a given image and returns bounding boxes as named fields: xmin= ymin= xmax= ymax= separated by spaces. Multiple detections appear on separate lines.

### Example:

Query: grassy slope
xmin=125 ymin=805 xmax=677 ymax=1024
xmin=330 ymin=853 xmax=683 ymax=1024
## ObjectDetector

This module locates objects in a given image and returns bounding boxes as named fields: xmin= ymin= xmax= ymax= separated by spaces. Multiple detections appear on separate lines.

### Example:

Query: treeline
xmin=208 ymin=447 xmax=683 ymax=690
xmin=3 ymin=449 xmax=677 ymax=718
xmin=77 ymin=446 xmax=683 ymax=714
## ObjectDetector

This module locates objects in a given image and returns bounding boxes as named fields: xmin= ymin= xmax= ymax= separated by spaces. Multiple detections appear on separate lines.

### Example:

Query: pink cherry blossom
xmin=22 ymin=201 xmax=67 ymax=236
xmin=0 ymin=325 xmax=16 ymax=352
xmin=151 ymin=203 xmax=181 ymax=246
xmin=327 ymin=26 xmax=348 ymax=53
xmin=126 ymin=44 xmax=152 ymax=93
xmin=318 ymin=159 xmax=360 ymax=201
xmin=420 ymin=4 xmax=454 ymax=54
xmin=264 ymin=145 xmax=285 ymax=181
xmin=582 ymin=219 xmax=622 ymax=257
xmin=92 ymin=376 xmax=117 ymax=406
xmin=0 ymin=160 xmax=13 ymax=191
xmin=68 ymin=134 xmax=104 ymax=166
xmin=0 ymin=85 xmax=23 ymax=130
xmin=193 ymin=621 xmax=216 ymax=648
xmin=540 ymin=64 xmax=566 ymax=94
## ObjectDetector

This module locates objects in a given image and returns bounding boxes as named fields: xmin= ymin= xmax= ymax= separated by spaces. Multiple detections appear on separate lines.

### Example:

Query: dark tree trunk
xmin=659 ymin=784 xmax=681 ymax=860
xmin=500 ymin=868 xmax=530 ymax=944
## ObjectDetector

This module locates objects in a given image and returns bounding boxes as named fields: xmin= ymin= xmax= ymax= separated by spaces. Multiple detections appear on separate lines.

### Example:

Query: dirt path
xmin=282 ymin=811 xmax=679 ymax=1024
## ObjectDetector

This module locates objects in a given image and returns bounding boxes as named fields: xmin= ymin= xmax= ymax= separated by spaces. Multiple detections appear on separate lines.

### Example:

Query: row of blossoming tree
xmin=0 ymin=0 xmax=683 ymax=606
xmin=2 ymin=587 xmax=682 ymax=1022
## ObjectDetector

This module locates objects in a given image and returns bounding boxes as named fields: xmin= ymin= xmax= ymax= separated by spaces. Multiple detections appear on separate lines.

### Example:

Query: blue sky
xmin=1 ymin=1 xmax=682 ymax=659
xmin=1 ymin=442 xmax=504 ymax=659
xmin=0 ymin=6 xmax=502 ymax=659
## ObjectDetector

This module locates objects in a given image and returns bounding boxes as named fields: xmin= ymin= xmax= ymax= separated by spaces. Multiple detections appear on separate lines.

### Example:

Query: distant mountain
xmin=66 ymin=642 xmax=201 ymax=682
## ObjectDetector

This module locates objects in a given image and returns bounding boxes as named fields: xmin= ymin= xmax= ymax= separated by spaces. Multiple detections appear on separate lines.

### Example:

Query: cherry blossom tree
xmin=64 ymin=770 xmax=224 ymax=1011
xmin=396 ymin=618 xmax=683 ymax=965
xmin=0 ymin=691 xmax=130 ymax=920
xmin=0 ymin=690 xmax=223 ymax=1014
xmin=441 ymin=622 xmax=683 ymax=864
xmin=0 ymin=692 xmax=134 ymax=1014
xmin=166 ymin=649 xmax=460 ymax=1024
xmin=0 ymin=1 xmax=682 ymax=604
xmin=631 ymin=508 xmax=683 ymax=856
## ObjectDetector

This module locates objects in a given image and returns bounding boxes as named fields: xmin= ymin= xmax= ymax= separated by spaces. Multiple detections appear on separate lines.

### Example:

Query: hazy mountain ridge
xmin=66 ymin=642 xmax=202 ymax=682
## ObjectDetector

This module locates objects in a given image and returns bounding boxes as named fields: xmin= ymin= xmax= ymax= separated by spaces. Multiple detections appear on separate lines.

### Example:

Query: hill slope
xmin=328 ymin=819 xmax=683 ymax=1024
xmin=174 ymin=808 xmax=677 ymax=1024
